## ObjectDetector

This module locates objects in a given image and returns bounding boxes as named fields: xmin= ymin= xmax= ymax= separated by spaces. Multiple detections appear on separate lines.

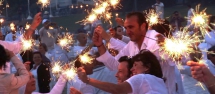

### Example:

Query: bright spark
xmin=63 ymin=67 xmax=77 ymax=81
xmin=25 ymin=23 xmax=31 ymax=30
xmin=58 ymin=33 xmax=74 ymax=50
xmin=21 ymin=38 xmax=34 ymax=52
xmin=52 ymin=62 xmax=62 ymax=74
xmin=79 ymin=53 xmax=94 ymax=64
xmin=37 ymin=0 xmax=50 ymax=8
xmin=145 ymin=9 xmax=163 ymax=26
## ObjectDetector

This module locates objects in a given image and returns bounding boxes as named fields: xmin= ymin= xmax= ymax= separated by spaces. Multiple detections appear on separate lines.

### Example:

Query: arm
xmin=0 ymin=41 xmax=22 ymax=54
xmin=49 ymin=75 xmax=67 ymax=94
xmin=10 ymin=56 xmax=29 ymax=88
xmin=108 ymin=38 xmax=127 ymax=51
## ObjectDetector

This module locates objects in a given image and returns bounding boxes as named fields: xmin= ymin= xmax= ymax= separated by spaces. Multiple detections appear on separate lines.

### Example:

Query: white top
xmin=107 ymin=38 xmax=127 ymax=51
xmin=52 ymin=44 xmax=69 ymax=64
xmin=96 ymin=30 xmax=181 ymax=94
xmin=126 ymin=74 xmax=168 ymax=94
xmin=121 ymin=35 xmax=130 ymax=44
xmin=187 ymin=8 xmax=194 ymax=20
xmin=203 ymin=60 xmax=215 ymax=75
xmin=31 ymin=65 xmax=40 ymax=92
xmin=67 ymin=75 xmax=94 ymax=94
xmin=89 ymin=66 xmax=117 ymax=94
xmin=5 ymin=32 xmax=21 ymax=42
xmin=153 ymin=2 xmax=164 ymax=19
xmin=205 ymin=31 xmax=215 ymax=47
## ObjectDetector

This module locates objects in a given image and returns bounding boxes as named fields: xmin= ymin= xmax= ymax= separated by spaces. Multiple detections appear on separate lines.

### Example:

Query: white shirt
xmin=107 ymin=38 xmax=126 ymax=51
xmin=203 ymin=60 xmax=215 ymax=75
xmin=187 ymin=8 xmax=194 ymax=25
xmin=89 ymin=66 xmax=117 ymax=94
xmin=67 ymin=75 xmax=94 ymax=94
xmin=0 ymin=35 xmax=22 ymax=54
xmin=153 ymin=2 xmax=164 ymax=19
xmin=121 ymin=35 xmax=130 ymax=44
xmin=126 ymin=74 xmax=168 ymax=94
xmin=5 ymin=32 xmax=21 ymax=42
xmin=205 ymin=31 xmax=215 ymax=47
xmin=97 ymin=30 xmax=182 ymax=94
xmin=31 ymin=65 xmax=41 ymax=92
xmin=52 ymin=44 xmax=69 ymax=64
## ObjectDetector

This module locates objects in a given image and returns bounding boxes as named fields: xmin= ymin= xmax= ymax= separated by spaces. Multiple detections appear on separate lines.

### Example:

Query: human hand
xmin=77 ymin=67 xmax=88 ymax=83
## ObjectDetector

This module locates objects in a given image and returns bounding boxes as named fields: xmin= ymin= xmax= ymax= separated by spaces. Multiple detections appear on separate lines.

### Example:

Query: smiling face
xmin=33 ymin=53 xmax=42 ymax=65
xmin=130 ymin=61 xmax=149 ymax=75
xmin=115 ymin=62 xmax=130 ymax=83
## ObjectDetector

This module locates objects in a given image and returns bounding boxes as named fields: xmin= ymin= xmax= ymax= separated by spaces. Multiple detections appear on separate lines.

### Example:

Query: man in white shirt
xmin=111 ymin=26 xmax=130 ymax=44
xmin=5 ymin=28 xmax=21 ymax=41
xmin=93 ymin=12 xmax=184 ymax=94
xmin=152 ymin=0 xmax=164 ymax=19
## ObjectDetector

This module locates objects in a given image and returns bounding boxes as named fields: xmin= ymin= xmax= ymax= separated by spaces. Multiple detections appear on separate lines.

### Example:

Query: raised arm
xmin=49 ymin=75 xmax=67 ymax=94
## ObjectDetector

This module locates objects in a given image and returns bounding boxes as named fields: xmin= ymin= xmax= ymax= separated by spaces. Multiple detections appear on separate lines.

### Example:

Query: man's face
xmin=115 ymin=62 xmax=129 ymax=83
xmin=25 ymin=72 xmax=36 ymax=92
xmin=124 ymin=16 xmax=146 ymax=42
xmin=116 ymin=27 xmax=123 ymax=36
xmin=77 ymin=33 xmax=88 ymax=45
xmin=44 ymin=21 xmax=50 ymax=29
xmin=0 ymin=32 xmax=4 ymax=40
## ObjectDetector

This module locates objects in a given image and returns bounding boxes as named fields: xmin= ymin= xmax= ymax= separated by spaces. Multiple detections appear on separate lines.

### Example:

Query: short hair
xmin=0 ymin=45 xmax=8 ymax=70
xmin=32 ymin=51 xmax=43 ymax=60
xmin=126 ymin=12 xmax=148 ymax=31
xmin=118 ymin=56 xmax=133 ymax=77
xmin=114 ymin=26 xmax=123 ymax=32
xmin=39 ymin=43 xmax=48 ymax=52
xmin=132 ymin=49 xmax=163 ymax=79
xmin=209 ymin=16 xmax=215 ymax=29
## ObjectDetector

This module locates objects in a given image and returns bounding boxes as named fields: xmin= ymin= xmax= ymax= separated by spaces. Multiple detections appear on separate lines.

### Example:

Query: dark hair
xmin=32 ymin=51 xmax=43 ymax=62
xmin=0 ymin=45 xmax=8 ymax=70
xmin=132 ymin=49 xmax=163 ymax=79
xmin=126 ymin=12 xmax=148 ymax=31
xmin=151 ymin=20 xmax=171 ymax=37
xmin=114 ymin=26 xmax=123 ymax=32
xmin=118 ymin=56 xmax=133 ymax=77
xmin=209 ymin=16 xmax=215 ymax=29
xmin=39 ymin=43 xmax=48 ymax=52
xmin=207 ymin=46 xmax=215 ymax=59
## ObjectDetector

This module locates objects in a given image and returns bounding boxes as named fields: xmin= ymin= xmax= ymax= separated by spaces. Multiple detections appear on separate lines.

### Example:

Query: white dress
xmin=126 ymin=74 xmax=168 ymax=94
xmin=31 ymin=65 xmax=40 ymax=92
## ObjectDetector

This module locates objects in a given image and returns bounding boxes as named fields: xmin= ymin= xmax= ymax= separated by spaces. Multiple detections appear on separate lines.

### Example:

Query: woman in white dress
xmin=77 ymin=49 xmax=168 ymax=94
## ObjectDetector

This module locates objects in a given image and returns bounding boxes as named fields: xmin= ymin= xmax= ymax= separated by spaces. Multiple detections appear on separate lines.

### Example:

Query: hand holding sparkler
xmin=94 ymin=26 xmax=111 ymax=42
xmin=156 ymin=34 xmax=165 ymax=46
xmin=77 ymin=67 xmax=89 ymax=83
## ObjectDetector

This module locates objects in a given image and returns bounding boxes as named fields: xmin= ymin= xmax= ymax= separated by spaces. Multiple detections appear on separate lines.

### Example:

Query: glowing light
xmin=146 ymin=9 xmax=163 ymax=26
xmin=0 ymin=18 xmax=4 ymax=23
xmin=21 ymin=38 xmax=34 ymax=52
xmin=25 ymin=23 xmax=31 ymax=30
xmin=87 ymin=14 xmax=97 ymax=22
xmin=49 ymin=26 xmax=54 ymax=29
xmin=10 ymin=23 xmax=15 ymax=31
xmin=79 ymin=53 xmax=94 ymax=64
xmin=63 ymin=67 xmax=77 ymax=80
xmin=116 ymin=13 xmax=118 ymax=17
xmin=58 ymin=33 xmax=74 ymax=50
xmin=37 ymin=0 xmax=50 ymax=8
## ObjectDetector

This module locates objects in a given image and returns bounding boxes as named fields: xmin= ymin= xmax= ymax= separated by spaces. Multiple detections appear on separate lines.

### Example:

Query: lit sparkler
xmin=21 ymin=38 xmax=34 ymax=52
xmin=10 ymin=23 xmax=15 ymax=31
xmin=37 ymin=0 xmax=50 ymax=8
xmin=190 ymin=4 xmax=211 ymax=36
xmin=145 ymin=9 xmax=163 ymax=26
xmin=25 ymin=23 xmax=31 ymax=30
xmin=160 ymin=30 xmax=201 ymax=61
xmin=0 ymin=18 xmax=4 ymax=23
xmin=79 ymin=53 xmax=94 ymax=64
xmin=58 ymin=33 xmax=74 ymax=49
xmin=52 ymin=61 xmax=62 ymax=74
xmin=63 ymin=67 xmax=77 ymax=80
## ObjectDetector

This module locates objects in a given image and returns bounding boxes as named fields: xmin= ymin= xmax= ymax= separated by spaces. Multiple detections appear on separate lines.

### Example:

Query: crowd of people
xmin=0 ymin=0 xmax=215 ymax=94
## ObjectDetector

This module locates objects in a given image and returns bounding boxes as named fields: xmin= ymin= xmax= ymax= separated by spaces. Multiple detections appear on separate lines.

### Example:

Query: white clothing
xmin=152 ymin=2 xmax=164 ymax=19
xmin=89 ymin=66 xmax=117 ymax=94
xmin=107 ymin=38 xmax=127 ymax=51
xmin=92 ymin=20 xmax=102 ymax=27
xmin=10 ymin=54 xmax=23 ymax=73
xmin=198 ymin=43 xmax=211 ymax=60
xmin=96 ymin=30 xmax=183 ymax=94
xmin=31 ymin=65 xmax=40 ymax=92
xmin=203 ymin=60 xmax=215 ymax=75
xmin=126 ymin=74 xmax=168 ymax=94
xmin=68 ymin=45 xmax=98 ymax=59
xmin=187 ymin=8 xmax=194 ymax=26
xmin=5 ymin=32 xmax=21 ymax=42
xmin=32 ymin=75 xmax=67 ymax=94
xmin=67 ymin=75 xmax=94 ymax=94
xmin=205 ymin=31 xmax=215 ymax=47
xmin=0 ymin=36 xmax=23 ymax=54
xmin=121 ymin=35 xmax=130 ymax=44
xmin=52 ymin=44 xmax=69 ymax=64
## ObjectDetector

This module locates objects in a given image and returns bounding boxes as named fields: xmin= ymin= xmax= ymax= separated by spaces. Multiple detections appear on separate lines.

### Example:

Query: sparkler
xmin=0 ymin=18 xmax=4 ymax=24
xmin=189 ymin=4 xmax=211 ymax=36
xmin=52 ymin=61 xmax=62 ymax=74
xmin=79 ymin=53 xmax=94 ymax=64
xmin=58 ymin=33 xmax=74 ymax=50
xmin=25 ymin=23 xmax=31 ymax=30
xmin=63 ymin=67 xmax=77 ymax=80
xmin=21 ymin=38 xmax=34 ymax=52
xmin=37 ymin=0 xmax=50 ymax=8
xmin=145 ymin=9 xmax=163 ymax=26
xmin=160 ymin=29 xmax=201 ymax=61
xmin=10 ymin=23 xmax=15 ymax=31
xmin=0 ymin=0 xmax=3 ymax=5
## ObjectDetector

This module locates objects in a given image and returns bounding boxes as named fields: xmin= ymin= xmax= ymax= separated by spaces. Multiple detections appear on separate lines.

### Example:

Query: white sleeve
xmin=160 ymin=3 xmax=164 ymax=7
xmin=49 ymin=75 xmax=67 ymax=94
xmin=126 ymin=74 xmax=143 ymax=94
xmin=205 ymin=34 xmax=215 ymax=46
xmin=108 ymin=38 xmax=127 ymax=51
xmin=80 ymin=84 xmax=94 ymax=94
xmin=0 ymin=40 xmax=22 ymax=54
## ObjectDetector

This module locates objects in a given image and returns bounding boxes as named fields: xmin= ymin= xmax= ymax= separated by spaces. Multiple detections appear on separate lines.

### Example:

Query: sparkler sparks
xmin=37 ymin=0 xmax=50 ymax=8
xmin=160 ymin=29 xmax=201 ymax=61
xmin=58 ymin=33 xmax=74 ymax=50
xmin=145 ymin=9 xmax=163 ymax=26
xmin=21 ymin=38 xmax=34 ymax=52
xmin=52 ymin=62 xmax=62 ymax=74
xmin=63 ymin=67 xmax=77 ymax=80
xmin=10 ymin=23 xmax=15 ymax=31
xmin=25 ymin=23 xmax=31 ymax=30
xmin=79 ymin=53 xmax=94 ymax=64
xmin=189 ymin=4 xmax=211 ymax=36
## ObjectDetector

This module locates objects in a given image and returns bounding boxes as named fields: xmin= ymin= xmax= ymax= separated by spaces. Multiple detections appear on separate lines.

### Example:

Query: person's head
xmin=209 ymin=16 xmax=215 ymax=29
xmin=156 ymin=0 xmax=160 ymax=3
xmin=32 ymin=52 xmax=43 ymax=65
xmin=207 ymin=46 xmax=215 ymax=65
xmin=75 ymin=55 xmax=95 ymax=75
xmin=0 ymin=45 xmax=8 ymax=70
xmin=42 ymin=19 xmax=50 ymax=29
xmin=116 ymin=56 xmax=133 ymax=83
xmin=114 ymin=26 xmax=123 ymax=37
xmin=77 ymin=33 xmax=88 ymax=46
xmin=131 ymin=49 xmax=163 ymax=79
xmin=173 ymin=11 xmax=179 ymax=16
xmin=25 ymin=72 xmax=36 ymax=93
xmin=124 ymin=12 xmax=148 ymax=42
xmin=0 ymin=31 xmax=4 ymax=40
xmin=151 ymin=20 xmax=171 ymax=37
xmin=39 ymin=43 xmax=48 ymax=55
